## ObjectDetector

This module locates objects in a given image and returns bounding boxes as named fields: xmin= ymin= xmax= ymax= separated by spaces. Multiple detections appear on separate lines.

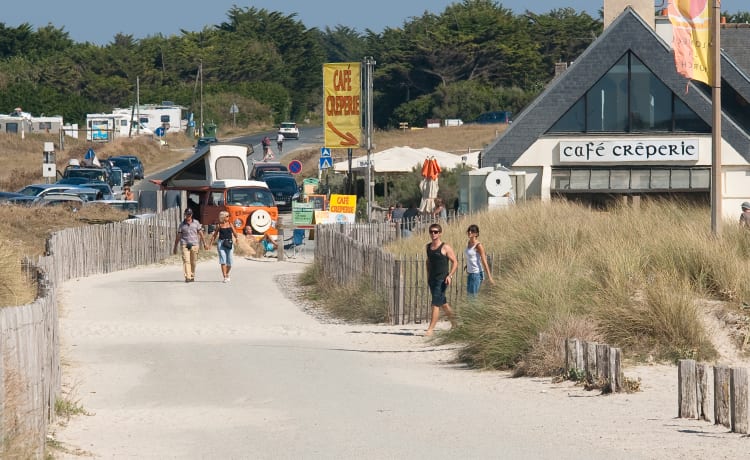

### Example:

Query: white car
xmin=278 ymin=122 xmax=299 ymax=140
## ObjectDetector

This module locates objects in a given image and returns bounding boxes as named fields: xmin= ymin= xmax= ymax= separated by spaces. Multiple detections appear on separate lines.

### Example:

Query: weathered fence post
xmin=609 ymin=347 xmax=622 ymax=393
xmin=696 ymin=363 xmax=712 ymax=422
xmin=595 ymin=343 xmax=610 ymax=384
xmin=584 ymin=342 xmax=598 ymax=383
xmin=715 ymin=365 xmax=731 ymax=428
xmin=678 ymin=359 xmax=698 ymax=419
xmin=565 ymin=339 xmax=583 ymax=376
xmin=277 ymin=229 xmax=285 ymax=261
xmin=730 ymin=367 xmax=749 ymax=434
xmin=392 ymin=260 xmax=404 ymax=325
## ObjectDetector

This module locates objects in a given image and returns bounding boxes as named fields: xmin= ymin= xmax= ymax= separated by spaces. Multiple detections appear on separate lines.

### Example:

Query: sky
xmin=4 ymin=1 xmax=746 ymax=46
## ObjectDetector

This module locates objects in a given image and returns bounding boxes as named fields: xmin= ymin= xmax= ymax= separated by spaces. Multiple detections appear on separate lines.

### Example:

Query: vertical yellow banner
xmin=668 ymin=0 xmax=711 ymax=85
xmin=323 ymin=63 xmax=361 ymax=148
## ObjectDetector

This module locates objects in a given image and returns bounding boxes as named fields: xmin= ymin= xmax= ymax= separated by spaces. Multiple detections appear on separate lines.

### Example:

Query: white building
xmin=482 ymin=0 xmax=750 ymax=220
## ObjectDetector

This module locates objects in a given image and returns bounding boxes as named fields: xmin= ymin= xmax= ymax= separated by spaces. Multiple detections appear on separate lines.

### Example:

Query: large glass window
xmin=551 ymin=168 xmax=710 ymax=192
xmin=549 ymin=52 xmax=710 ymax=134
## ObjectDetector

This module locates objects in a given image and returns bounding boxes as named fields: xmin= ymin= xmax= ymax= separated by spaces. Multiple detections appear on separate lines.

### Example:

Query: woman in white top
xmin=465 ymin=224 xmax=494 ymax=296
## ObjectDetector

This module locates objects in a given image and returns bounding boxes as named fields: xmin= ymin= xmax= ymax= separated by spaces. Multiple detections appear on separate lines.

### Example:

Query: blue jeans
xmin=218 ymin=240 xmax=233 ymax=266
xmin=467 ymin=272 xmax=483 ymax=297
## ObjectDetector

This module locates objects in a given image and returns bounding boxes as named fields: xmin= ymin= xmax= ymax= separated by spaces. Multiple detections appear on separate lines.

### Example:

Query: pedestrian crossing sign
xmin=319 ymin=157 xmax=333 ymax=170
xmin=320 ymin=147 xmax=331 ymax=158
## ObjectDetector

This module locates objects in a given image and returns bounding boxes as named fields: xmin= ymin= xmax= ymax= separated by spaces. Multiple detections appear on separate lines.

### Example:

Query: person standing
xmin=401 ymin=203 xmax=420 ymax=237
xmin=208 ymin=211 xmax=239 ymax=282
xmin=465 ymin=224 xmax=494 ymax=296
xmin=276 ymin=133 xmax=284 ymax=154
xmin=740 ymin=202 xmax=750 ymax=228
xmin=424 ymin=223 xmax=458 ymax=337
xmin=432 ymin=198 xmax=447 ymax=221
xmin=123 ymin=186 xmax=134 ymax=201
xmin=261 ymin=136 xmax=271 ymax=156
xmin=172 ymin=208 xmax=207 ymax=283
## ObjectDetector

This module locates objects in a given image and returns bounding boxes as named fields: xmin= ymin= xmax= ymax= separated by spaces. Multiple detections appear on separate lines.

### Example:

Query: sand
xmin=48 ymin=256 xmax=750 ymax=459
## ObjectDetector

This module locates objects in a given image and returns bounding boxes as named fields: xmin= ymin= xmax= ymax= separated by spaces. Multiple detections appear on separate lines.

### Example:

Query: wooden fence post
xmin=714 ymin=365 xmax=731 ymax=428
xmin=730 ymin=367 xmax=749 ymax=434
xmin=392 ymin=260 xmax=404 ymax=325
xmin=595 ymin=343 xmax=610 ymax=384
xmin=584 ymin=342 xmax=597 ymax=383
xmin=609 ymin=347 xmax=622 ymax=393
xmin=696 ymin=363 xmax=712 ymax=422
xmin=565 ymin=339 xmax=583 ymax=377
xmin=678 ymin=359 xmax=698 ymax=419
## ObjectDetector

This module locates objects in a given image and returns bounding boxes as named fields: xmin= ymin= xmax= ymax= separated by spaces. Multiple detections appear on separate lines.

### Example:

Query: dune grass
xmin=317 ymin=199 xmax=750 ymax=374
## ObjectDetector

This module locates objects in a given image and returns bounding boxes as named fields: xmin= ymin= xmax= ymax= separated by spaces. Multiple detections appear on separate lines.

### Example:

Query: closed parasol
xmin=419 ymin=157 xmax=441 ymax=213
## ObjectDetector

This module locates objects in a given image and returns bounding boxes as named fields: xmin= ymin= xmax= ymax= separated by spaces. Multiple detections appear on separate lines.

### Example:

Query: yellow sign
xmin=324 ymin=63 xmax=361 ymax=148
xmin=329 ymin=194 xmax=357 ymax=214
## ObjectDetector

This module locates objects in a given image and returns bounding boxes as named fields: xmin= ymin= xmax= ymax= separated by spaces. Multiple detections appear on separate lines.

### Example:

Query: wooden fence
xmin=314 ymin=219 xmax=494 ymax=325
xmin=677 ymin=359 xmax=750 ymax=433
xmin=0 ymin=208 xmax=180 ymax=457
xmin=564 ymin=338 xmax=624 ymax=393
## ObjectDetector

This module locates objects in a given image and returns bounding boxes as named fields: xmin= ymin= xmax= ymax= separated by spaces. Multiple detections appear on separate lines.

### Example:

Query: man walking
xmin=424 ymin=223 xmax=458 ymax=336
xmin=173 ymin=208 xmax=207 ymax=282
xmin=276 ymin=133 xmax=284 ymax=154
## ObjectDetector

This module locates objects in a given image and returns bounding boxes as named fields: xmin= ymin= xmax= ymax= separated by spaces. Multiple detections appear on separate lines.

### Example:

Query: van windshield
xmin=226 ymin=187 xmax=274 ymax=207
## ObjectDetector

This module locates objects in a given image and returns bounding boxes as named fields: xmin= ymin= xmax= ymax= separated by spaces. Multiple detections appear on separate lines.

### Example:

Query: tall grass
xmin=329 ymin=200 xmax=746 ymax=373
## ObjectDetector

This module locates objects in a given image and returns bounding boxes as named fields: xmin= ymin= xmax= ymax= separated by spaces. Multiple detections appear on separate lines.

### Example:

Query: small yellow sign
xmin=329 ymin=194 xmax=357 ymax=214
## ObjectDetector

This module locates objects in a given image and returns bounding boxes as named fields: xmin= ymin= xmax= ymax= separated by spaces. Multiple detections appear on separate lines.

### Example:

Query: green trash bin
xmin=203 ymin=122 xmax=217 ymax=138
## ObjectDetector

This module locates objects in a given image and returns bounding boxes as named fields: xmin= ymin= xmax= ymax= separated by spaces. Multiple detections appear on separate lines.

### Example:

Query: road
xmin=233 ymin=126 xmax=323 ymax=163
xmin=51 ymin=255 xmax=750 ymax=459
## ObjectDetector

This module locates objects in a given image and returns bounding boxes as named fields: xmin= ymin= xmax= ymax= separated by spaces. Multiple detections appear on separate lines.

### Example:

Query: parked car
xmin=16 ymin=183 xmax=77 ymax=198
xmin=62 ymin=187 xmax=100 ymax=202
xmin=0 ymin=191 xmax=25 ymax=202
xmin=38 ymin=192 xmax=85 ymax=210
xmin=263 ymin=174 xmax=300 ymax=212
xmin=92 ymin=200 xmax=139 ymax=214
xmin=62 ymin=166 xmax=110 ymax=184
xmin=106 ymin=157 xmax=136 ymax=185
xmin=250 ymin=162 xmax=289 ymax=180
xmin=278 ymin=122 xmax=299 ymax=139
xmin=79 ymin=182 xmax=115 ymax=200
xmin=115 ymin=155 xmax=144 ymax=179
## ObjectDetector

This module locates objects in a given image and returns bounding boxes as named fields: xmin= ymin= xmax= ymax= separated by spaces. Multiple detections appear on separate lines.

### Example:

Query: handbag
xmin=222 ymin=239 xmax=233 ymax=250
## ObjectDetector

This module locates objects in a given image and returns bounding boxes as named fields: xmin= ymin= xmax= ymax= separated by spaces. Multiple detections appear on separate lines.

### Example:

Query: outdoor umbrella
xmin=419 ymin=157 xmax=441 ymax=213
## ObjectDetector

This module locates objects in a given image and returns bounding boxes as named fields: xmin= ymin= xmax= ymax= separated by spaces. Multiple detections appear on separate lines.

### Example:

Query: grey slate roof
xmin=483 ymin=8 xmax=750 ymax=168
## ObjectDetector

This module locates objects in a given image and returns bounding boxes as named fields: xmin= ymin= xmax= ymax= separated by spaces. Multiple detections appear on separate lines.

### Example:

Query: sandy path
xmin=50 ymin=256 xmax=749 ymax=459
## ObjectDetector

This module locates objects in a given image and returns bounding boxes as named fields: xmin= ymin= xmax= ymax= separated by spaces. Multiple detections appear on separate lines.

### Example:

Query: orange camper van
xmin=156 ymin=142 xmax=278 ymax=238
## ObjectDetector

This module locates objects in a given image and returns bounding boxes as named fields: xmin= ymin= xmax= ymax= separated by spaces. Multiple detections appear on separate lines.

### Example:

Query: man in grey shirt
xmin=173 ymin=208 xmax=206 ymax=282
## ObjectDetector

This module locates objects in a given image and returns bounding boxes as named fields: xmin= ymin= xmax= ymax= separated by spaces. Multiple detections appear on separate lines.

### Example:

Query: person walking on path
xmin=276 ymin=133 xmax=284 ymax=154
xmin=465 ymin=224 xmax=494 ymax=297
xmin=262 ymin=136 xmax=271 ymax=155
xmin=172 ymin=208 xmax=207 ymax=282
xmin=424 ymin=223 xmax=458 ymax=337
xmin=208 ymin=210 xmax=239 ymax=282
xmin=740 ymin=202 xmax=750 ymax=228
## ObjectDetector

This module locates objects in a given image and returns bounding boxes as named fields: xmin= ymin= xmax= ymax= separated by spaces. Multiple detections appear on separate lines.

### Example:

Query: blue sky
xmin=4 ymin=1 xmax=745 ymax=46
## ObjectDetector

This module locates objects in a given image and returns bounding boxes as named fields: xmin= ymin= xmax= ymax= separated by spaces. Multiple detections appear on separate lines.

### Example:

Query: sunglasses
xmin=429 ymin=230 xmax=441 ymax=234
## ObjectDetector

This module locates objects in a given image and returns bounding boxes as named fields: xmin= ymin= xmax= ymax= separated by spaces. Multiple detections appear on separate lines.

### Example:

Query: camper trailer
xmin=86 ymin=113 xmax=153 ymax=141
xmin=112 ymin=103 xmax=184 ymax=135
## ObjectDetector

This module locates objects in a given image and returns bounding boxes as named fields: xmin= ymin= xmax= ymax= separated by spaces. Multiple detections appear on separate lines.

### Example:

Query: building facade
xmin=482 ymin=6 xmax=750 ymax=218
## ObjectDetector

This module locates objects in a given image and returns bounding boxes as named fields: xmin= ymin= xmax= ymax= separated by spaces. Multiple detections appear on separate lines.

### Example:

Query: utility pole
xmin=363 ymin=56 xmax=376 ymax=222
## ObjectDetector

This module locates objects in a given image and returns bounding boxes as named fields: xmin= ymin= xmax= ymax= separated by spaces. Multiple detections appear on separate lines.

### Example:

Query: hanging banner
xmin=323 ymin=62 xmax=361 ymax=148
xmin=668 ymin=0 xmax=711 ymax=85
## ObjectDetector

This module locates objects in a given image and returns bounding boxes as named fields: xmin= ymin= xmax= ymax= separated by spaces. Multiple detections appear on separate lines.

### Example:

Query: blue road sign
xmin=321 ymin=147 xmax=331 ymax=158
xmin=288 ymin=160 xmax=302 ymax=174
xmin=319 ymin=157 xmax=333 ymax=170
xmin=154 ymin=127 xmax=165 ymax=137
